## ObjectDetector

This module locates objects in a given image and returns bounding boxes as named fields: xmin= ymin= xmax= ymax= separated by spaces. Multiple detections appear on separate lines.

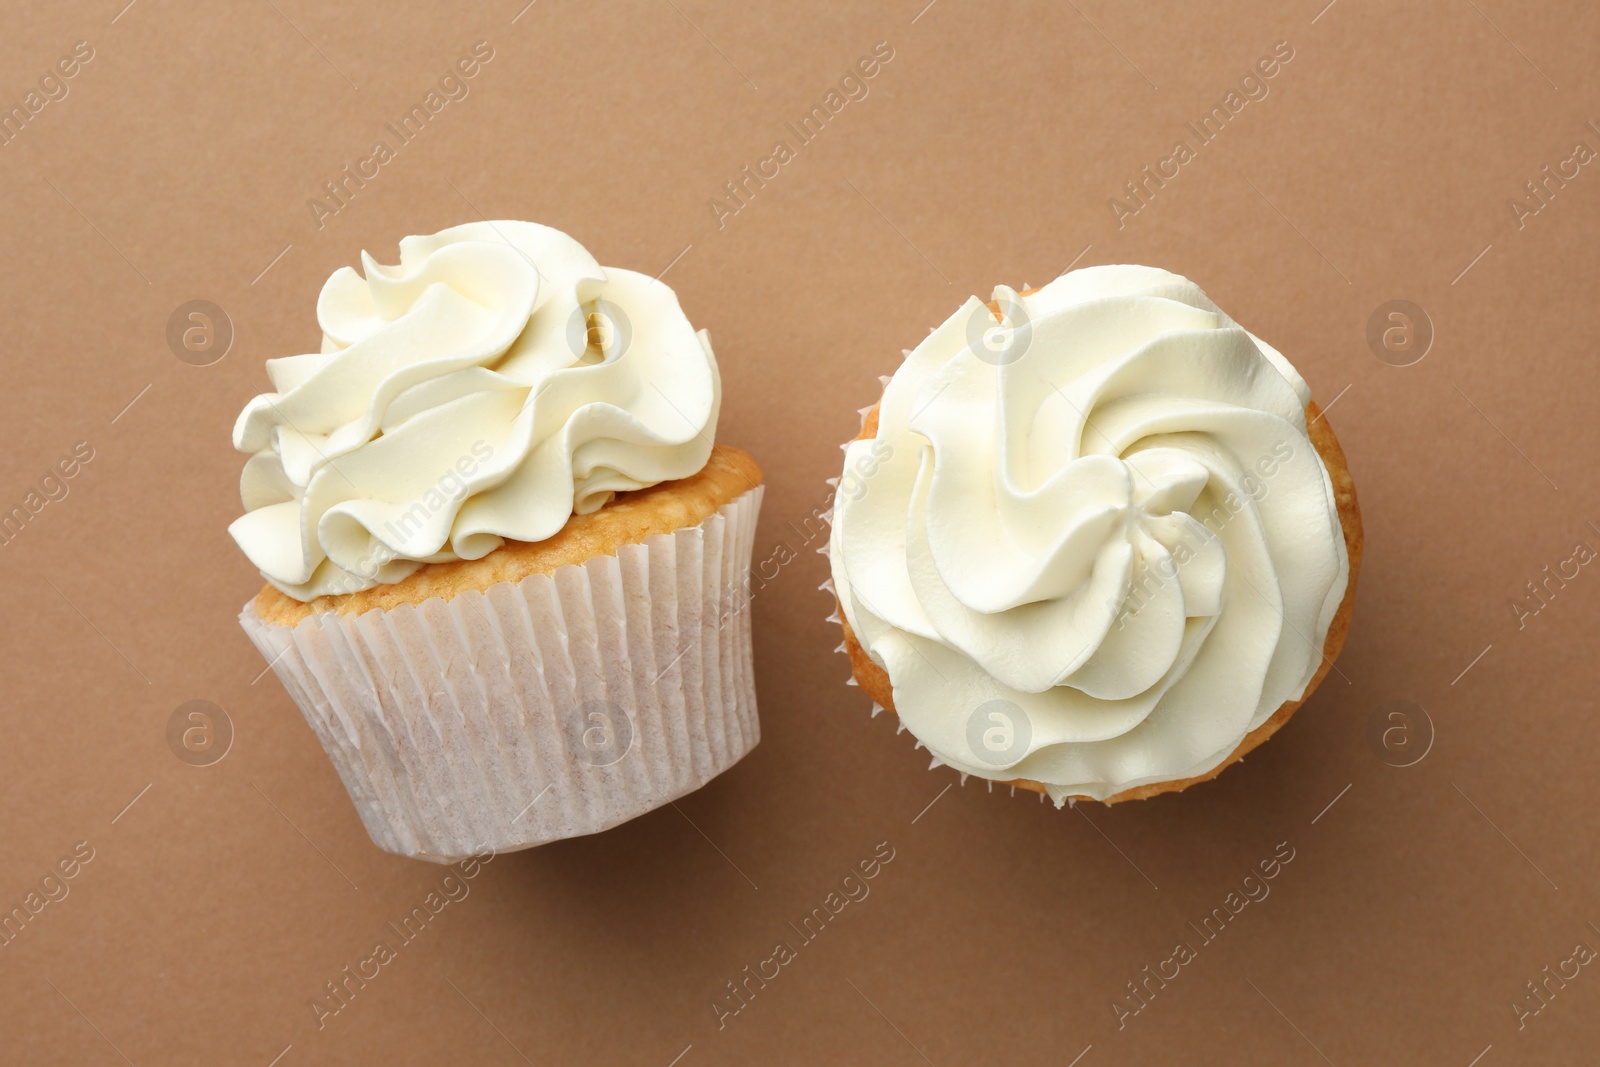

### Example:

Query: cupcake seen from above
xmin=232 ymin=220 xmax=764 ymax=862
xmin=826 ymin=265 xmax=1360 ymax=804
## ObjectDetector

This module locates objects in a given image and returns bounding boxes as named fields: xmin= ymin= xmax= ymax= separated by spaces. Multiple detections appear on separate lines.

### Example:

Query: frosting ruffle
xmin=829 ymin=265 xmax=1348 ymax=801
xmin=231 ymin=221 xmax=720 ymax=601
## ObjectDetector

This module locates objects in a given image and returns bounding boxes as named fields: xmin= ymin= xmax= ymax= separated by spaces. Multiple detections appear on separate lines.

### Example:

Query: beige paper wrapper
xmin=239 ymin=487 xmax=764 ymax=863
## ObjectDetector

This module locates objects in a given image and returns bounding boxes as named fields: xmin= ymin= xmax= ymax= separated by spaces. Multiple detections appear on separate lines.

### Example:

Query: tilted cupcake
xmin=827 ymin=265 xmax=1360 ymax=804
xmin=232 ymin=221 xmax=764 ymax=861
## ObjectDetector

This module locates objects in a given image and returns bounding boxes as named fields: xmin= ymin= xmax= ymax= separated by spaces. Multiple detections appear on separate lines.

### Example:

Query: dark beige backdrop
xmin=3 ymin=0 xmax=1598 ymax=1063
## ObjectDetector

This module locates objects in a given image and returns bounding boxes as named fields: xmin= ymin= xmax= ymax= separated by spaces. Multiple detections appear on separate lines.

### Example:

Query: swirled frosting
xmin=230 ymin=221 xmax=720 ymax=601
xmin=829 ymin=265 xmax=1348 ymax=802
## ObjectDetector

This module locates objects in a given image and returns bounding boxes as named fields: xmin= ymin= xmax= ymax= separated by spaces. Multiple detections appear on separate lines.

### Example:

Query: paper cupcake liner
xmin=240 ymin=486 xmax=764 ymax=863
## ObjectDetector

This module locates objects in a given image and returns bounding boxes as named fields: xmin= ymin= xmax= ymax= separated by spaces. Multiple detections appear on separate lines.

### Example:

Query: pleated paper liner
xmin=240 ymin=486 xmax=764 ymax=863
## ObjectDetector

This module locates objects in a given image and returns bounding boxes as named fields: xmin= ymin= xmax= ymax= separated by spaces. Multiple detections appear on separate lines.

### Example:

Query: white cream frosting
xmin=231 ymin=221 xmax=720 ymax=601
xmin=829 ymin=265 xmax=1348 ymax=802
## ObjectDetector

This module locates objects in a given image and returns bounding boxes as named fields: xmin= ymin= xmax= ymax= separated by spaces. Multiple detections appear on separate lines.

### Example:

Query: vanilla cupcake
xmin=827 ymin=266 xmax=1360 ymax=804
xmin=232 ymin=221 xmax=764 ymax=861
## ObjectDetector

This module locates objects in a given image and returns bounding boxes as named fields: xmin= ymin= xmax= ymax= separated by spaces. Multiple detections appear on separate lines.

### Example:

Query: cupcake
xmin=232 ymin=220 xmax=764 ymax=861
xmin=827 ymin=266 xmax=1360 ymax=804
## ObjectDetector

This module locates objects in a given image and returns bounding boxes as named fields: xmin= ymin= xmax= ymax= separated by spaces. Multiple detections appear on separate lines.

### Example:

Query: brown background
xmin=2 ymin=0 xmax=1597 ymax=1063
